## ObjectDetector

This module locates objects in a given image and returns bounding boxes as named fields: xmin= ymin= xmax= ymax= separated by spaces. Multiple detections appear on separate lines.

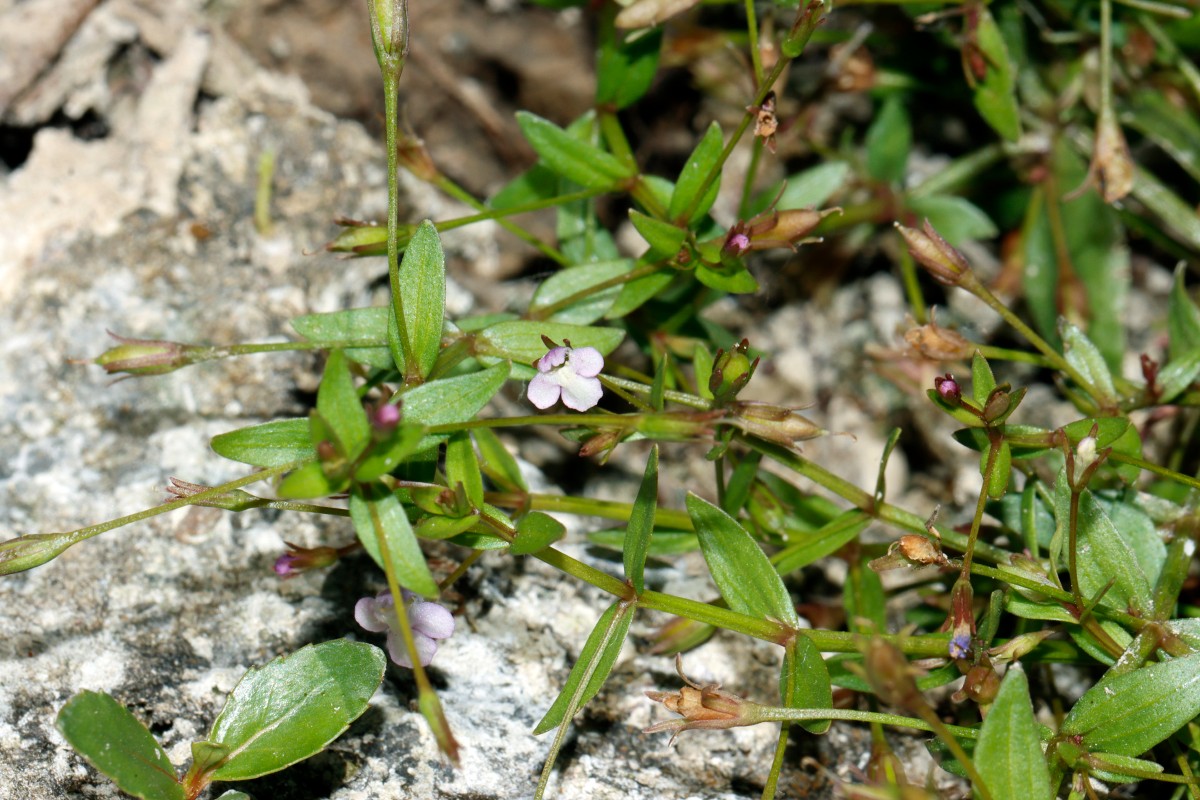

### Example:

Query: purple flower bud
xmin=273 ymin=541 xmax=340 ymax=579
xmin=933 ymin=373 xmax=961 ymax=404
xmin=374 ymin=403 xmax=401 ymax=429
xmin=949 ymin=632 xmax=972 ymax=660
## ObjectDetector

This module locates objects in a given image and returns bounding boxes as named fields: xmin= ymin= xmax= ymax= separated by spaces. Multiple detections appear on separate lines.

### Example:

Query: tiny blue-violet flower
xmin=355 ymin=591 xmax=455 ymax=668
xmin=527 ymin=341 xmax=604 ymax=411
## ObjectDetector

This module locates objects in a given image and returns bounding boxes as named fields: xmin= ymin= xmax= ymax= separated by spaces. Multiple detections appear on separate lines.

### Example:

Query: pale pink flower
xmin=527 ymin=344 xmax=604 ymax=411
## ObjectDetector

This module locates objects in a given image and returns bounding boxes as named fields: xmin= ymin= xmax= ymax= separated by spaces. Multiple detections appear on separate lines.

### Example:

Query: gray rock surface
xmin=0 ymin=3 xmax=883 ymax=798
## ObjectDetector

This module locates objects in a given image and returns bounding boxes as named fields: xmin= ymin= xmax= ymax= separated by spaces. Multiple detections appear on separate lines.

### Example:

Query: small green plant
xmin=6 ymin=0 xmax=1200 ymax=797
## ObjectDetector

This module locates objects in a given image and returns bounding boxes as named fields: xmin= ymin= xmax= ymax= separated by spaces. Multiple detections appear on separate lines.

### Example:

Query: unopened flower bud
xmin=397 ymin=132 xmax=440 ymax=182
xmin=988 ymin=630 xmax=1054 ymax=663
xmin=0 ymin=532 xmax=77 ymax=575
xmin=727 ymin=402 xmax=824 ymax=447
xmin=782 ymin=0 xmax=828 ymax=58
xmin=274 ymin=541 xmax=341 ymax=578
xmin=1090 ymin=107 xmax=1134 ymax=204
xmin=933 ymin=373 xmax=962 ymax=405
xmin=95 ymin=332 xmax=207 ymax=377
xmin=709 ymin=340 xmax=758 ymax=404
xmin=368 ymin=0 xmax=409 ymax=75
xmin=959 ymin=663 xmax=1001 ymax=705
xmin=894 ymin=220 xmax=971 ymax=286
xmin=166 ymin=477 xmax=265 ymax=512
xmin=373 ymin=402 xmax=402 ymax=431
xmin=946 ymin=578 xmax=975 ymax=660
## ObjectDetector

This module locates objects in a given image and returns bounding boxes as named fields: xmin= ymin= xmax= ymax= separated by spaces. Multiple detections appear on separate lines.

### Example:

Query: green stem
xmin=434 ymin=175 xmax=569 ymax=266
xmin=961 ymin=433 xmax=1002 ymax=577
xmin=744 ymin=0 xmax=763 ymax=87
xmin=754 ymin=706 xmax=981 ymax=740
xmin=383 ymin=72 xmax=415 ymax=385
xmin=598 ymin=375 xmax=712 ymax=409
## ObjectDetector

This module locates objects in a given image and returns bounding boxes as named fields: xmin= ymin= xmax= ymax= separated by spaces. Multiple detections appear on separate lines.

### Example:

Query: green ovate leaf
xmin=1054 ymin=474 xmax=1154 ymax=616
xmin=534 ymin=601 xmax=635 ymax=734
xmin=530 ymin=259 xmax=634 ymax=324
xmin=970 ymin=6 xmax=1021 ymax=142
xmin=394 ymin=220 xmax=447 ymax=382
xmin=445 ymin=431 xmax=484 ymax=508
xmin=57 ymin=691 xmax=184 ymax=800
xmin=1169 ymin=266 xmax=1200 ymax=362
xmin=350 ymin=483 xmax=439 ymax=597
xmin=291 ymin=307 xmax=392 ymax=368
xmin=669 ymin=121 xmax=723 ymax=226
xmin=516 ymin=111 xmax=633 ymax=189
xmin=1060 ymin=319 xmax=1118 ymax=408
xmin=907 ymin=195 xmax=997 ymax=245
xmin=756 ymin=161 xmax=850 ymax=215
xmin=687 ymin=493 xmax=799 ymax=626
xmin=975 ymin=668 xmax=1052 ymax=800
xmin=511 ymin=511 xmax=566 ymax=555
xmin=401 ymin=362 xmax=511 ymax=445
xmin=208 ymin=640 xmax=386 ymax=781
xmin=624 ymin=444 xmax=659 ymax=594
xmin=971 ymin=351 xmax=997 ymax=406
xmin=1022 ymin=142 xmax=1126 ymax=368
xmin=472 ymin=428 xmax=527 ymax=492
xmin=211 ymin=418 xmax=314 ymax=467
xmin=1061 ymin=652 xmax=1200 ymax=757
xmin=474 ymin=321 xmax=625 ymax=366
xmin=782 ymin=636 xmax=833 ymax=734
xmin=596 ymin=24 xmax=662 ymax=110
xmin=865 ymin=95 xmax=911 ymax=184
xmin=317 ymin=350 xmax=370 ymax=459
xmin=771 ymin=511 xmax=870 ymax=575
xmin=629 ymin=210 xmax=686 ymax=257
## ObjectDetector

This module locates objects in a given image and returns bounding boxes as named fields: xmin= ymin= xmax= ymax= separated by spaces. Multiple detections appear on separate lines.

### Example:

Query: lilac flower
xmin=354 ymin=591 xmax=455 ymax=668
xmin=949 ymin=631 xmax=971 ymax=660
xmin=527 ymin=343 xmax=604 ymax=411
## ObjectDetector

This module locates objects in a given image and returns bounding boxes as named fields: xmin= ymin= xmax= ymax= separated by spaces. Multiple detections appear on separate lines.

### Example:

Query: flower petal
xmin=411 ymin=600 xmax=456 ymax=640
xmin=386 ymin=631 xmax=439 ymax=668
xmin=536 ymin=346 xmax=569 ymax=372
xmin=354 ymin=594 xmax=393 ymax=633
xmin=527 ymin=372 xmax=562 ymax=409
xmin=559 ymin=372 xmax=603 ymax=411
xmin=569 ymin=346 xmax=604 ymax=378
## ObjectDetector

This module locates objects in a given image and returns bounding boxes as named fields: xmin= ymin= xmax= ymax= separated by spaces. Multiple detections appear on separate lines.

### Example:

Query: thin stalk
xmin=897 ymin=243 xmax=927 ymax=324
xmin=434 ymin=175 xmax=569 ymax=266
xmin=754 ymin=706 xmax=981 ymax=740
xmin=383 ymin=72 xmax=414 ymax=384
xmin=739 ymin=139 xmax=765 ymax=220
xmin=744 ymin=0 xmax=763 ymax=87
xmin=960 ymin=434 xmax=1002 ymax=577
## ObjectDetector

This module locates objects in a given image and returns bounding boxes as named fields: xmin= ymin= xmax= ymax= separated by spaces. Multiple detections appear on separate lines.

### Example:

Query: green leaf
xmin=781 ymin=636 xmax=833 ymax=734
xmin=970 ymin=6 xmax=1021 ymax=142
xmin=1122 ymin=90 xmax=1200 ymax=184
xmin=624 ymin=444 xmax=659 ymax=594
xmin=669 ymin=122 xmax=723 ymax=226
xmin=445 ymin=431 xmax=484 ymax=508
xmin=695 ymin=261 xmax=758 ymax=294
xmin=755 ymin=161 xmax=850 ymax=215
xmin=277 ymin=459 xmax=339 ymax=499
xmin=511 ymin=511 xmax=566 ymax=555
xmin=1061 ymin=652 xmax=1200 ymax=757
xmin=607 ymin=269 xmax=675 ymax=319
xmin=971 ymin=351 xmax=997 ymax=407
xmin=291 ymin=307 xmax=392 ymax=368
xmin=393 ymin=220 xmax=446 ymax=382
xmin=687 ymin=493 xmax=799 ymax=626
xmin=489 ymin=163 xmax=559 ymax=209
xmin=1157 ymin=348 xmax=1200 ymax=403
xmin=57 ymin=692 xmax=184 ymax=800
xmin=771 ymin=511 xmax=870 ymax=575
xmin=588 ymin=528 xmax=697 ymax=556
xmin=1060 ymin=319 xmax=1118 ymax=407
xmin=1022 ymin=143 xmax=1127 ymax=368
xmin=1169 ymin=265 xmax=1200 ymax=362
xmin=317 ymin=350 xmax=371 ymax=458
xmin=629 ymin=210 xmax=686 ymax=257
xmin=530 ymin=259 xmax=634 ymax=324
xmin=907 ymin=195 xmax=997 ymax=245
xmin=596 ymin=25 xmax=662 ymax=110
xmin=865 ymin=95 xmax=911 ymax=184
xmin=985 ymin=440 xmax=1011 ymax=500
xmin=534 ymin=601 xmax=635 ymax=734
xmin=1055 ymin=475 xmax=1154 ymax=616
xmin=472 ymin=428 xmax=527 ymax=492
xmin=354 ymin=422 xmax=427 ymax=482
xmin=474 ymin=320 xmax=625 ymax=365
xmin=974 ymin=668 xmax=1052 ymax=800
xmin=350 ymin=483 xmax=439 ymax=597
xmin=211 ymin=418 xmax=314 ymax=467
xmin=401 ymin=362 xmax=511 ymax=444
xmin=208 ymin=640 xmax=385 ymax=781
xmin=516 ymin=111 xmax=633 ymax=189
